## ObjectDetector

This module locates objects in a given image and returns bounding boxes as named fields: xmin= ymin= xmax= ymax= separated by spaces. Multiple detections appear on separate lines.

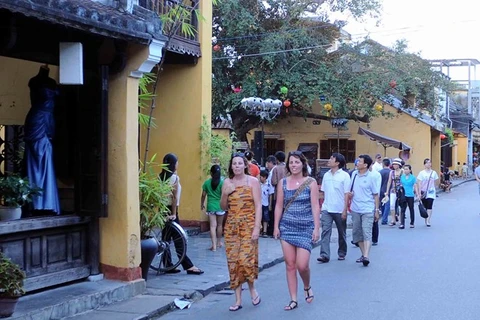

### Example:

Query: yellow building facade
xmin=139 ymin=0 xmax=213 ymax=230
xmin=252 ymin=103 xmax=443 ymax=175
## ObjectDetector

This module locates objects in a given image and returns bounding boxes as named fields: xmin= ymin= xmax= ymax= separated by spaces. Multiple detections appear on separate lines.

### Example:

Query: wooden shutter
xmin=75 ymin=66 xmax=108 ymax=217
xmin=319 ymin=140 xmax=329 ymax=159
xmin=276 ymin=139 xmax=285 ymax=153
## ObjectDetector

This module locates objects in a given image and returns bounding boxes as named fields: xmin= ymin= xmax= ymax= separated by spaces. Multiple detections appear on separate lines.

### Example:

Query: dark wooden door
xmin=74 ymin=66 xmax=108 ymax=217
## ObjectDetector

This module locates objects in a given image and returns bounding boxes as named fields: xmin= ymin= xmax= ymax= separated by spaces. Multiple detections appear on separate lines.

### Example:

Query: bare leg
xmin=427 ymin=209 xmax=433 ymax=225
xmin=296 ymin=248 xmax=313 ymax=303
xmin=216 ymin=215 xmax=224 ymax=247
xmin=247 ymin=281 xmax=260 ymax=305
xmin=208 ymin=215 xmax=217 ymax=251
xmin=229 ymin=285 xmax=242 ymax=310
xmin=280 ymin=240 xmax=298 ymax=303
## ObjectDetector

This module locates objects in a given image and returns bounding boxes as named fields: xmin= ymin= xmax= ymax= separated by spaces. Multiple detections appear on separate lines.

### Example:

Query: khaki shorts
xmin=351 ymin=211 xmax=374 ymax=243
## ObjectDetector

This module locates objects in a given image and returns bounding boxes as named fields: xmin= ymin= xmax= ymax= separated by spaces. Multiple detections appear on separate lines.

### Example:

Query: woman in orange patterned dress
xmin=220 ymin=153 xmax=262 ymax=312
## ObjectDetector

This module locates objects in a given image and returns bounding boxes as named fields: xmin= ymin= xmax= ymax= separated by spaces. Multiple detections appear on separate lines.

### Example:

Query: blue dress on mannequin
xmin=24 ymin=67 xmax=61 ymax=214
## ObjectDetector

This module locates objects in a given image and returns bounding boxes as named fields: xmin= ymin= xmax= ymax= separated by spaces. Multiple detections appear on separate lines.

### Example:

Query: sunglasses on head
xmin=232 ymin=152 xmax=245 ymax=158
xmin=289 ymin=151 xmax=303 ymax=156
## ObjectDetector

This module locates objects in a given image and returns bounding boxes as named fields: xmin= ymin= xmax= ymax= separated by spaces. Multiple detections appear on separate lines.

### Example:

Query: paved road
xmin=159 ymin=181 xmax=480 ymax=320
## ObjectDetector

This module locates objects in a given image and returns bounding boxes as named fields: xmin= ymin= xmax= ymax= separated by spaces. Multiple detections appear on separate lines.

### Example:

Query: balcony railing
xmin=138 ymin=0 xmax=199 ymax=41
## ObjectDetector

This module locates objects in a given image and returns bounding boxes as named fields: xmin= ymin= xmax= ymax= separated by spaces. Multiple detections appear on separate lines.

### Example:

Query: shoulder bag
xmin=283 ymin=177 xmax=314 ymax=214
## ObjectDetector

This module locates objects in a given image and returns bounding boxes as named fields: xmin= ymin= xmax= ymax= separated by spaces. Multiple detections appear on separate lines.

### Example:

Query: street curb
xmin=148 ymin=241 xmax=324 ymax=319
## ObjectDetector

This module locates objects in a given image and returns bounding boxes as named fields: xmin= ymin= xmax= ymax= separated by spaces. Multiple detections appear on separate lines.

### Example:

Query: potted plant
xmin=0 ymin=252 xmax=26 ymax=318
xmin=0 ymin=174 xmax=42 ymax=221
xmin=138 ymin=157 xmax=173 ymax=280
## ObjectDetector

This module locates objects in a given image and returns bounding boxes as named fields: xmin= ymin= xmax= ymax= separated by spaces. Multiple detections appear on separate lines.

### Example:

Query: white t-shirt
xmin=350 ymin=170 xmax=380 ymax=213
xmin=321 ymin=169 xmax=351 ymax=213
xmin=417 ymin=170 xmax=438 ymax=199
xmin=170 ymin=174 xmax=181 ymax=206
xmin=372 ymin=161 xmax=383 ymax=172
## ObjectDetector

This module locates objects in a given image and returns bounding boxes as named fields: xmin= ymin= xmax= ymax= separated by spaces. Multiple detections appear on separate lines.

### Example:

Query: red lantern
xmin=283 ymin=100 xmax=291 ymax=108
xmin=389 ymin=80 xmax=397 ymax=89
xmin=213 ymin=44 xmax=221 ymax=52
xmin=440 ymin=134 xmax=446 ymax=139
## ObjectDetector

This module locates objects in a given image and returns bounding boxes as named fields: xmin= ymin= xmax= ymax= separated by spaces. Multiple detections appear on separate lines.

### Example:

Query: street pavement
xmin=159 ymin=180 xmax=480 ymax=320
xmin=64 ymin=178 xmax=473 ymax=320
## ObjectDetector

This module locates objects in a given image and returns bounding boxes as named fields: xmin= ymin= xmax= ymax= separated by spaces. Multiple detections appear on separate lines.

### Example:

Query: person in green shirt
xmin=201 ymin=165 xmax=225 ymax=251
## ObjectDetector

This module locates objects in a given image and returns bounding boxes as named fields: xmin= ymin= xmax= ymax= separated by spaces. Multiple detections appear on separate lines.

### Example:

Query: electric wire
xmin=212 ymin=44 xmax=332 ymax=60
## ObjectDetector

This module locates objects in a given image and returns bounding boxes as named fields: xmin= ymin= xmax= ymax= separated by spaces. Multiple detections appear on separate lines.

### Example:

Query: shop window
xmin=320 ymin=139 xmax=356 ymax=163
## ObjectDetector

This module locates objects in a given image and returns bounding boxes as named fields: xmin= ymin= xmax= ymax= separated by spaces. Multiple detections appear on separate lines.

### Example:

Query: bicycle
xmin=149 ymin=220 xmax=189 ymax=275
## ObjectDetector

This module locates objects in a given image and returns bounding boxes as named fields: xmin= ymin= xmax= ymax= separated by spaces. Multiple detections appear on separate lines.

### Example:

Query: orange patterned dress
xmin=225 ymin=184 xmax=258 ymax=289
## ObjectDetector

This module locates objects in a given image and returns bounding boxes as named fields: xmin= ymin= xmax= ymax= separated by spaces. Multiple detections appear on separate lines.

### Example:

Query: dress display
xmin=224 ymin=182 xmax=258 ymax=289
xmin=279 ymin=178 xmax=314 ymax=252
xmin=24 ymin=67 xmax=61 ymax=214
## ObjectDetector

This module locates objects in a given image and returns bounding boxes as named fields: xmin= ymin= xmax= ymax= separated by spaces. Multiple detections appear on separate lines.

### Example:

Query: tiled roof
xmin=0 ymin=0 xmax=165 ymax=44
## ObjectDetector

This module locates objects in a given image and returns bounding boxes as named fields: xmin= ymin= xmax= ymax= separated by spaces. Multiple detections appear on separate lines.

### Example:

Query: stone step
xmin=11 ymin=278 xmax=145 ymax=320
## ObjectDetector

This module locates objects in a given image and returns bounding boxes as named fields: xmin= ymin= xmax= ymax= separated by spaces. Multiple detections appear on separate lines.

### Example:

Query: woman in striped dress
xmin=221 ymin=153 xmax=262 ymax=312
xmin=273 ymin=151 xmax=320 ymax=311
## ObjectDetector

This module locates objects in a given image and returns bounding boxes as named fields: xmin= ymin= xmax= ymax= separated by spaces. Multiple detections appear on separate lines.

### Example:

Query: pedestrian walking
xmin=347 ymin=154 xmax=380 ymax=267
xmin=399 ymin=164 xmax=418 ymax=229
xmin=475 ymin=164 xmax=480 ymax=214
xmin=160 ymin=153 xmax=204 ymax=275
xmin=379 ymin=158 xmax=392 ymax=225
xmin=245 ymin=151 xmax=260 ymax=178
xmin=269 ymin=151 xmax=286 ymax=235
xmin=462 ymin=162 xmax=469 ymax=179
xmin=417 ymin=158 xmax=439 ymax=227
xmin=317 ymin=153 xmax=350 ymax=263
xmin=385 ymin=158 xmax=403 ymax=226
xmin=369 ymin=163 xmax=382 ymax=246
xmin=259 ymin=169 xmax=274 ymax=237
xmin=273 ymin=151 xmax=320 ymax=311
xmin=201 ymin=164 xmax=225 ymax=251
xmin=372 ymin=153 xmax=383 ymax=172
xmin=220 ymin=153 xmax=262 ymax=312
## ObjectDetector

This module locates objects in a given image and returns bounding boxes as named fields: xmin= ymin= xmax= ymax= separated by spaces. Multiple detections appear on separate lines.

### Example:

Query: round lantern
xmin=280 ymin=86 xmax=288 ymax=94
xmin=283 ymin=99 xmax=291 ymax=108
xmin=389 ymin=80 xmax=397 ymax=89
xmin=440 ymin=134 xmax=446 ymax=140
xmin=324 ymin=103 xmax=332 ymax=111
xmin=375 ymin=104 xmax=383 ymax=112
xmin=213 ymin=44 xmax=221 ymax=52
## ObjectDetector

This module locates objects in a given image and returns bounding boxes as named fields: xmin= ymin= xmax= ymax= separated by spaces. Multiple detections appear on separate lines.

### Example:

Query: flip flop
xmin=229 ymin=305 xmax=243 ymax=312
xmin=252 ymin=295 xmax=261 ymax=306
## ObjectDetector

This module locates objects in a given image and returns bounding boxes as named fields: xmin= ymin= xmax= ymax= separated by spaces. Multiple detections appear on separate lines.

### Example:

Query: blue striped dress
xmin=279 ymin=178 xmax=314 ymax=252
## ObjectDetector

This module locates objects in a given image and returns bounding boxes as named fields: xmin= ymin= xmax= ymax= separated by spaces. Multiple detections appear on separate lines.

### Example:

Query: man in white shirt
xmin=317 ymin=153 xmax=351 ymax=263
xmin=348 ymin=154 xmax=380 ymax=267
xmin=371 ymin=153 xmax=383 ymax=172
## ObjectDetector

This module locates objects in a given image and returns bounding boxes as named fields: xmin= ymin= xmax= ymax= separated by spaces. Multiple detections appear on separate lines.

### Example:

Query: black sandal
xmin=284 ymin=300 xmax=298 ymax=311
xmin=304 ymin=287 xmax=314 ymax=303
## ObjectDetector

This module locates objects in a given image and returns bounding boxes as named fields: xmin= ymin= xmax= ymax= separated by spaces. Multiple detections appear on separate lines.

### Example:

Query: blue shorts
xmin=262 ymin=206 xmax=270 ymax=222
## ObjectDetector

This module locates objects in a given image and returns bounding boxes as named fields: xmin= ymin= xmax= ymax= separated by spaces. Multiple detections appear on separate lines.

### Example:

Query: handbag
xmin=418 ymin=201 xmax=428 ymax=218
xmin=283 ymin=177 xmax=314 ymax=214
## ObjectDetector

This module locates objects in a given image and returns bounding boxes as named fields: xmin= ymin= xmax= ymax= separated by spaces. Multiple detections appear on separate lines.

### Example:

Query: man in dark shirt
xmin=379 ymin=158 xmax=392 ymax=225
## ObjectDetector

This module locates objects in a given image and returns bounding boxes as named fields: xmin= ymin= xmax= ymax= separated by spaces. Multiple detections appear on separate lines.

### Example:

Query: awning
xmin=357 ymin=127 xmax=412 ymax=151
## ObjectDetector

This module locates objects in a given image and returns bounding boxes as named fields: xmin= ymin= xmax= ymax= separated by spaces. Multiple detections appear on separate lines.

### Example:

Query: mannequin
xmin=23 ymin=64 xmax=61 ymax=214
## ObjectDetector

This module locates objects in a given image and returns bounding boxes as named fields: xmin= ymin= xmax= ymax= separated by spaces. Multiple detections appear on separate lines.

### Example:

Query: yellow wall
xmin=140 ymin=0 xmax=213 ymax=223
xmin=256 ymin=104 xmax=434 ymax=175
xmin=99 ymin=44 xmax=151 ymax=275
xmin=0 ymin=57 xmax=59 ymax=125
xmin=455 ymin=136 xmax=468 ymax=167
xmin=431 ymin=130 xmax=441 ymax=172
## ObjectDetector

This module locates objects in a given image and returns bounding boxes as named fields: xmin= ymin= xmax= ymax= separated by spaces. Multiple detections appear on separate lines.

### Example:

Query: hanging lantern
xmin=375 ymin=104 xmax=383 ymax=112
xmin=213 ymin=44 xmax=221 ymax=52
xmin=283 ymin=99 xmax=291 ymax=108
xmin=389 ymin=80 xmax=397 ymax=89
xmin=324 ymin=103 xmax=332 ymax=111
xmin=280 ymin=86 xmax=288 ymax=94
xmin=440 ymin=134 xmax=447 ymax=140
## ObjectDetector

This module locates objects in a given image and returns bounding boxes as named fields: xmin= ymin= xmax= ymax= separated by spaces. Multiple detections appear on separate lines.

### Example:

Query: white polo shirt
xmin=350 ymin=170 xmax=380 ymax=213
xmin=321 ymin=169 xmax=351 ymax=213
